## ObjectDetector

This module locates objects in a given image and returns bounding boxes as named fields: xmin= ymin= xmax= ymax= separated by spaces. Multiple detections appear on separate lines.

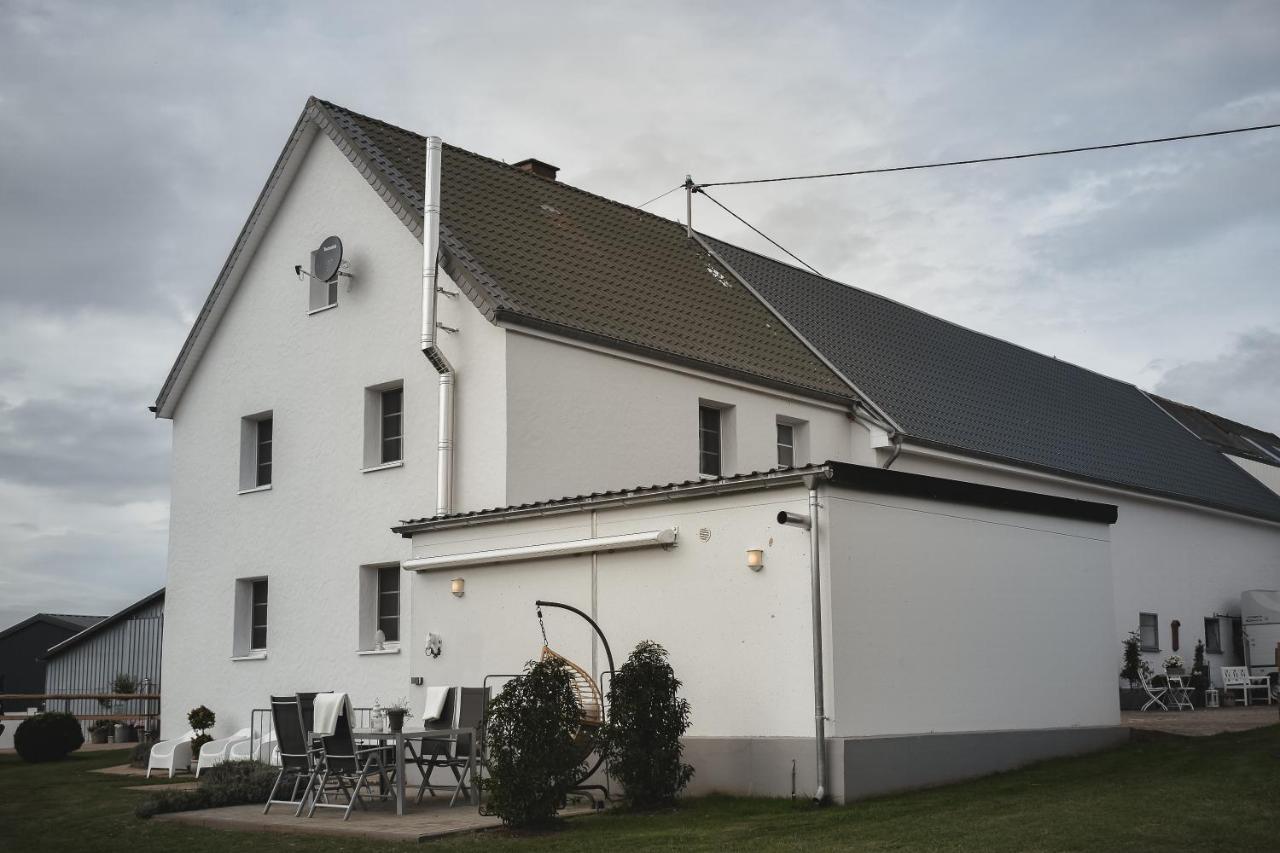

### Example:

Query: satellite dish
xmin=312 ymin=235 xmax=343 ymax=282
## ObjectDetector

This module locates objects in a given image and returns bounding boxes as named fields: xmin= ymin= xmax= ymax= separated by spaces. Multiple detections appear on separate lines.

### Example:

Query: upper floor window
xmin=777 ymin=422 xmax=795 ymax=467
xmin=1139 ymin=612 xmax=1159 ymax=652
xmin=239 ymin=412 xmax=274 ymax=492
xmin=364 ymin=382 xmax=404 ymax=470
xmin=380 ymin=388 xmax=403 ymax=464
xmin=776 ymin=416 xmax=809 ymax=468
xmin=699 ymin=405 xmax=722 ymax=477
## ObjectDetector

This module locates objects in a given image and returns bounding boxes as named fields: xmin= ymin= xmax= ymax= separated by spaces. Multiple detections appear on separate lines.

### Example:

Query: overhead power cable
xmin=696 ymin=187 xmax=822 ymax=276
xmin=636 ymin=183 xmax=684 ymax=209
xmin=698 ymin=121 xmax=1280 ymax=188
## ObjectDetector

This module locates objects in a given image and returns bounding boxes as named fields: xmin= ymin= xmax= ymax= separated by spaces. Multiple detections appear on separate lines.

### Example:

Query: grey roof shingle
xmin=705 ymin=236 xmax=1280 ymax=522
xmin=314 ymin=100 xmax=852 ymax=401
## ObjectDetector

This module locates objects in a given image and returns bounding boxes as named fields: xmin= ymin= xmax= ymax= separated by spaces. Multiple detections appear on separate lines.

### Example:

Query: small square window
xmin=1139 ymin=612 xmax=1159 ymax=652
xmin=1204 ymin=617 xmax=1222 ymax=654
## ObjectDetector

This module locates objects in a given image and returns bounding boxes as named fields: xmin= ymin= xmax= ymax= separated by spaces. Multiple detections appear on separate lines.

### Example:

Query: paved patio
xmin=155 ymin=795 xmax=597 ymax=842
xmin=1123 ymin=705 xmax=1278 ymax=737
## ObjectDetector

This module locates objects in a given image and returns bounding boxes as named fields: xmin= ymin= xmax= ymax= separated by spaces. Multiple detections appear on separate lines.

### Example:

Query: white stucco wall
xmin=407 ymin=487 xmax=820 ymax=739
xmin=504 ymin=329 xmax=869 ymax=503
xmin=888 ymin=445 xmax=1280 ymax=684
xmin=160 ymin=133 xmax=508 ymax=737
xmin=1229 ymin=454 xmax=1280 ymax=497
xmin=824 ymin=487 xmax=1118 ymax=737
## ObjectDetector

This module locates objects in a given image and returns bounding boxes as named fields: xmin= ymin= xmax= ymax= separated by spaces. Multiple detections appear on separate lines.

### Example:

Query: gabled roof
xmin=44 ymin=589 xmax=164 ymax=658
xmin=704 ymin=236 xmax=1280 ymax=523
xmin=0 ymin=613 xmax=104 ymax=644
xmin=153 ymin=98 xmax=853 ymax=416
xmin=1151 ymin=396 xmax=1280 ymax=467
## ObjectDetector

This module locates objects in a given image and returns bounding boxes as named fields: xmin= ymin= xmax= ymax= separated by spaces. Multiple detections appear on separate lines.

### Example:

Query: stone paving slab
xmin=126 ymin=781 xmax=198 ymax=792
xmin=156 ymin=797 xmax=596 ymax=842
xmin=1123 ymin=705 xmax=1278 ymax=737
xmin=91 ymin=763 xmax=158 ymax=777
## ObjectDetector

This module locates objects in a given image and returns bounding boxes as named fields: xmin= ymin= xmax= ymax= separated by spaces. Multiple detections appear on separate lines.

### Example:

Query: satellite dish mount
xmin=294 ymin=235 xmax=353 ymax=284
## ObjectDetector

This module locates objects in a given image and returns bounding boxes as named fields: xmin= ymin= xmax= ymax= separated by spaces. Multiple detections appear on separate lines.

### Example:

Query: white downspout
xmin=421 ymin=136 xmax=455 ymax=517
xmin=805 ymin=473 xmax=828 ymax=804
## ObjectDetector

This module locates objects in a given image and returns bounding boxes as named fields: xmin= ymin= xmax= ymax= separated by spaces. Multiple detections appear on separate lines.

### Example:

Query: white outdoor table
xmin=349 ymin=727 xmax=478 ymax=816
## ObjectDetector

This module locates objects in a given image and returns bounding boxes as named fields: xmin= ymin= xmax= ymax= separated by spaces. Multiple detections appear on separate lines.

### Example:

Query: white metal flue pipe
xmin=421 ymin=136 xmax=455 ymax=517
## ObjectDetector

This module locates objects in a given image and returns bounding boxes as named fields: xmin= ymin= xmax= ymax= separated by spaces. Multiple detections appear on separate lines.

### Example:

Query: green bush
xmin=602 ymin=641 xmax=693 ymax=808
xmin=483 ymin=657 xmax=585 ymax=827
xmin=136 ymin=760 xmax=277 ymax=819
xmin=14 ymin=712 xmax=84 ymax=763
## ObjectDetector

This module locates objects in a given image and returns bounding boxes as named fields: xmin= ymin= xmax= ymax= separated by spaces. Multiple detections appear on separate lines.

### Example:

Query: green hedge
xmin=14 ymin=713 xmax=84 ymax=763
xmin=135 ymin=760 xmax=278 ymax=819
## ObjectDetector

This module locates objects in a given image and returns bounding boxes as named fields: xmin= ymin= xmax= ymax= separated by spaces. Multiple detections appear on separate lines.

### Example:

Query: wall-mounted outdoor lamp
xmin=746 ymin=548 xmax=765 ymax=571
xmin=451 ymin=577 xmax=465 ymax=597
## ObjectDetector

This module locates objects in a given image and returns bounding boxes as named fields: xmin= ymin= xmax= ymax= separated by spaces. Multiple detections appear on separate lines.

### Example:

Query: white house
xmin=152 ymin=97 xmax=1280 ymax=801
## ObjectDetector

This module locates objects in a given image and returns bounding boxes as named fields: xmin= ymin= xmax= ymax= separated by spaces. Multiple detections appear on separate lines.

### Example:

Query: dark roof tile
xmin=706 ymin=235 xmax=1280 ymax=522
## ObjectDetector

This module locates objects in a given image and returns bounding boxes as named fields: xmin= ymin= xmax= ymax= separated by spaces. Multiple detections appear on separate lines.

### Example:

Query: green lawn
xmin=3 ymin=726 xmax=1278 ymax=852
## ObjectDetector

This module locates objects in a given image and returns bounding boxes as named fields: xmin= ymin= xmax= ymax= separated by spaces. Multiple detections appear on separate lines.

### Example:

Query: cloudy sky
xmin=1 ymin=1 xmax=1277 ymax=630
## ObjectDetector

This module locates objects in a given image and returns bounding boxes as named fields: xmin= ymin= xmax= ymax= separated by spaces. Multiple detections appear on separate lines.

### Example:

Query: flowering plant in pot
xmin=382 ymin=698 xmax=410 ymax=733
xmin=1163 ymin=654 xmax=1185 ymax=675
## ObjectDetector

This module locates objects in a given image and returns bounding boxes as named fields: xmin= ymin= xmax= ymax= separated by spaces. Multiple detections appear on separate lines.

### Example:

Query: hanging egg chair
xmin=535 ymin=600 xmax=615 ymax=786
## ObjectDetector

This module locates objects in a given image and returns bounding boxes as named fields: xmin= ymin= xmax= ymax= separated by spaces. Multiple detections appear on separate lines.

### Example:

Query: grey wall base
xmin=682 ymin=726 xmax=1128 ymax=803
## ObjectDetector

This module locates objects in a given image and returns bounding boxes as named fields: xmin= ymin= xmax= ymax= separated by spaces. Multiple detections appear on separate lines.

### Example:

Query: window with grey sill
xmin=364 ymin=381 xmax=404 ymax=469
xmin=1139 ymin=612 xmax=1159 ymax=652
xmin=377 ymin=566 xmax=400 ymax=643
xmin=232 ymin=576 xmax=269 ymax=657
xmin=239 ymin=411 xmax=274 ymax=491
xmin=359 ymin=563 xmax=401 ymax=651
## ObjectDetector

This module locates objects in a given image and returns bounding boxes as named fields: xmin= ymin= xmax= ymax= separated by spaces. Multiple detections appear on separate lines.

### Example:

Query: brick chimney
xmin=512 ymin=158 xmax=559 ymax=181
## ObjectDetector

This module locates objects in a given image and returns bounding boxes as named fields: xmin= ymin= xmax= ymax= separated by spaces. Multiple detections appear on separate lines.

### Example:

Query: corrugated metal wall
xmin=44 ymin=598 xmax=164 ymax=723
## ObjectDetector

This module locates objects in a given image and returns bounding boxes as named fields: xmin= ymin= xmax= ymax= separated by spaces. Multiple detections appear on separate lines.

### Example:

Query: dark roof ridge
xmin=698 ymin=230 xmax=1143 ymax=393
xmin=313 ymin=98 xmax=692 ymax=237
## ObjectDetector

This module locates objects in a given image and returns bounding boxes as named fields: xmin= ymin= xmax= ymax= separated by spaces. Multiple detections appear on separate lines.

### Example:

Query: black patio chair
xmin=263 ymin=694 xmax=315 ymax=815
xmin=306 ymin=696 xmax=393 ymax=821
xmin=409 ymin=687 xmax=458 ymax=802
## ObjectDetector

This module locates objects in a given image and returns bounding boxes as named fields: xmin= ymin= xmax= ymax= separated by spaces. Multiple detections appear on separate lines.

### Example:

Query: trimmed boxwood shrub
xmin=136 ymin=760 xmax=277 ymax=818
xmin=483 ymin=657 xmax=585 ymax=828
xmin=602 ymin=640 xmax=693 ymax=808
xmin=14 ymin=712 xmax=84 ymax=762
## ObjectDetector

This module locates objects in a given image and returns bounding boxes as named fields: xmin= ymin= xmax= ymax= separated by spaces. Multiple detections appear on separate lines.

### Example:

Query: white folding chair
xmin=1139 ymin=671 xmax=1168 ymax=711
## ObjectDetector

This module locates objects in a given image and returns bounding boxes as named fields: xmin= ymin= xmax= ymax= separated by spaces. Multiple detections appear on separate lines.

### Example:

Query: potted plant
xmin=1190 ymin=640 xmax=1209 ymax=706
xmin=1163 ymin=654 xmax=1185 ymax=676
xmin=383 ymin=698 xmax=410 ymax=733
xmin=1119 ymin=630 xmax=1153 ymax=710
xmin=88 ymin=719 xmax=112 ymax=745
xmin=111 ymin=673 xmax=138 ymax=743
xmin=187 ymin=705 xmax=215 ymax=765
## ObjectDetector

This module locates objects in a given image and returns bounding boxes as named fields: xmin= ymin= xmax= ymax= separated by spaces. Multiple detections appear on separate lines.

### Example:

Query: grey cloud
xmin=0 ymin=386 xmax=168 ymax=500
xmin=1155 ymin=329 xmax=1280 ymax=430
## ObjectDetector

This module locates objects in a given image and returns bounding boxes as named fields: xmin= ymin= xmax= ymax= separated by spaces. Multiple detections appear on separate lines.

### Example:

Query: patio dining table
xmin=350 ymin=726 xmax=479 ymax=816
